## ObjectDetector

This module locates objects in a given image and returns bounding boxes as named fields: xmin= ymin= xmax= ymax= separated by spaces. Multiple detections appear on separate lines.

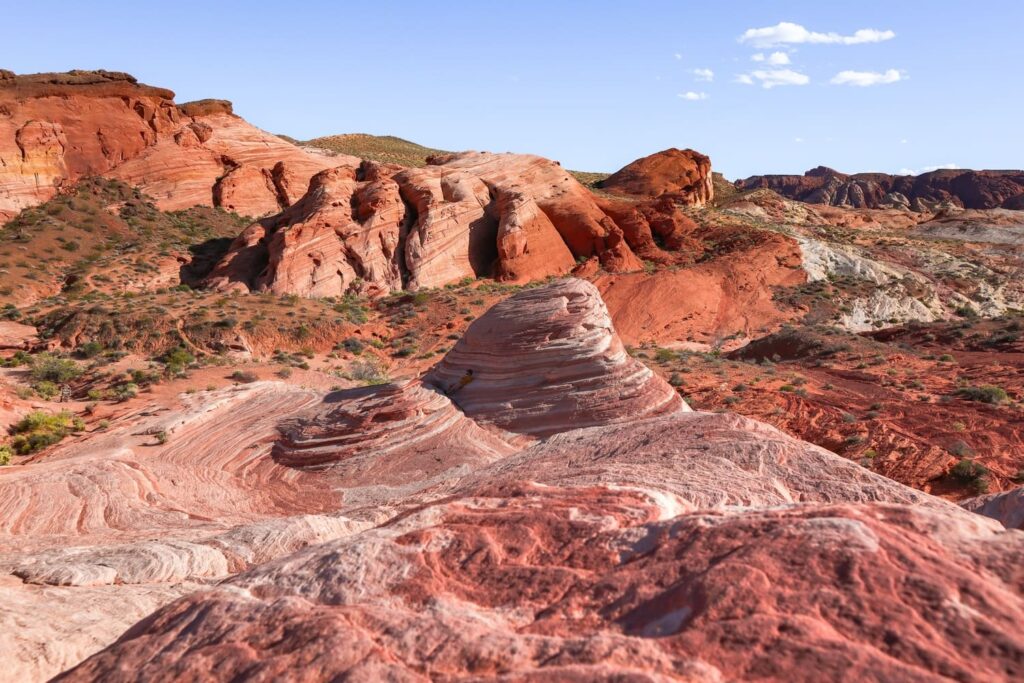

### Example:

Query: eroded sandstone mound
xmin=206 ymin=153 xmax=704 ymax=296
xmin=0 ymin=70 xmax=341 ymax=220
xmin=59 ymin=486 xmax=1023 ymax=683
xmin=599 ymin=148 xmax=714 ymax=206
xmin=426 ymin=279 xmax=688 ymax=435
xmin=737 ymin=165 xmax=1024 ymax=210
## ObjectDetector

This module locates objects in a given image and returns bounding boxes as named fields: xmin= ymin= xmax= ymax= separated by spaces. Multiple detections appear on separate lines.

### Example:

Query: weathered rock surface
xmin=273 ymin=379 xmax=520 ymax=476
xmin=599 ymin=148 xmax=714 ymax=207
xmin=963 ymin=487 xmax=1024 ymax=529
xmin=59 ymin=487 xmax=1022 ymax=683
xmin=426 ymin=279 xmax=688 ymax=435
xmin=0 ymin=70 xmax=341 ymax=220
xmin=738 ymin=165 xmax=1024 ymax=210
xmin=208 ymin=152 xmax=671 ymax=295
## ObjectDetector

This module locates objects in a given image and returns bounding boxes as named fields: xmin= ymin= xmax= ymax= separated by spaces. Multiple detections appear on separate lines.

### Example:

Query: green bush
xmin=956 ymin=385 xmax=1009 ymax=404
xmin=0 ymin=445 xmax=11 ymax=466
xmin=30 ymin=353 xmax=82 ymax=384
xmin=9 ymin=410 xmax=84 ymax=455
xmin=32 ymin=380 xmax=59 ymax=400
xmin=112 ymin=382 xmax=139 ymax=401
xmin=950 ymin=458 xmax=989 ymax=493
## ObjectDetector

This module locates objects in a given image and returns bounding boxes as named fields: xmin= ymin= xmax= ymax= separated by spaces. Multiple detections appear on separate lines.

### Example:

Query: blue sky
xmin=3 ymin=1 xmax=1022 ymax=178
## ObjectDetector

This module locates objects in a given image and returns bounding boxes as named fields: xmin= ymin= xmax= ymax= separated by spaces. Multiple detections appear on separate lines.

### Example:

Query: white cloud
xmin=692 ymin=68 xmax=714 ymax=82
xmin=900 ymin=139 xmax=908 ymax=144
xmin=739 ymin=22 xmax=895 ymax=48
xmin=674 ymin=53 xmax=683 ymax=60
xmin=897 ymin=163 xmax=959 ymax=176
xmin=767 ymin=51 xmax=791 ymax=65
xmin=830 ymin=69 xmax=904 ymax=86
xmin=678 ymin=91 xmax=709 ymax=101
xmin=736 ymin=69 xmax=810 ymax=89
xmin=794 ymin=137 xmax=804 ymax=143
xmin=751 ymin=53 xmax=765 ymax=62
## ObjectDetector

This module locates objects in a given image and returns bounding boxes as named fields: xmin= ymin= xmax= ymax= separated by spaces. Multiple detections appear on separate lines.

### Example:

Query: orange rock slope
xmin=0 ymin=70 xmax=344 ymax=220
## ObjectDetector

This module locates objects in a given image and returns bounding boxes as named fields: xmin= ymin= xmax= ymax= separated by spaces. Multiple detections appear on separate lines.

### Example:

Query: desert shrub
xmin=340 ymin=337 xmax=365 ymax=355
xmin=32 ymin=380 xmax=59 ymax=400
xmin=112 ymin=382 xmax=139 ymax=402
xmin=779 ymin=384 xmax=796 ymax=393
xmin=229 ymin=370 xmax=259 ymax=384
xmin=10 ymin=410 xmax=84 ymax=455
xmin=162 ymin=347 xmax=195 ymax=376
xmin=956 ymin=385 xmax=1009 ymax=404
xmin=654 ymin=348 xmax=676 ymax=363
xmin=347 ymin=359 xmax=388 ymax=385
xmin=950 ymin=458 xmax=989 ymax=493
xmin=0 ymin=445 xmax=11 ymax=465
xmin=30 ymin=353 xmax=82 ymax=384
xmin=276 ymin=367 xmax=293 ymax=379
xmin=76 ymin=341 xmax=104 ymax=358
xmin=668 ymin=372 xmax=684 ymax=387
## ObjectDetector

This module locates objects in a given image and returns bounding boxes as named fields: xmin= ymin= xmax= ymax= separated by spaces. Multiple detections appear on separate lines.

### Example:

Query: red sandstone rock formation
xmin=58 ymin=488 xmax=1022 ymax=682
xmin=426 ymin=279 xmax=688 ymax=435
xmin=599 ymin=148 xmax=714 ymax=206
xmin=206 ymin=153 xmax=682 ymax=296
xmin=0 ymin=70 xmax=342 ymax=220
xmin=737 ymin=166 xmax=1024 ymax=211
xmin=4 ymin=278 xmax=1022 ymax=680
xmin=963 ymin=487 xmax=1024 ymax=529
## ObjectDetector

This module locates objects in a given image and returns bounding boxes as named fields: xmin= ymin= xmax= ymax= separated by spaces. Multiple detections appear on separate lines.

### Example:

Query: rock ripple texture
xmin=426 ymin=279 xmax=688 ymax=436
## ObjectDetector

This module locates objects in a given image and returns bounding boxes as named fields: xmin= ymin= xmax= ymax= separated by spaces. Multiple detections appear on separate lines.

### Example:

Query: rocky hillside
xmin=737 ymin=165 xmax=1024 ymax=210
xmin=0 ymin=69 xmax=348 ymax=221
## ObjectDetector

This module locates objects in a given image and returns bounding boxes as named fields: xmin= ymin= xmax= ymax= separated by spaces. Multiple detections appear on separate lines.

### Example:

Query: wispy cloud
xmin=735 ymin=69 xmax=810 ymax=89
xmin=897 ymin=163 xmax=959 ymax=176
xmin=692 ymin=68 xmax=714 ymax=82
xmin=678 ymin=91 xmax=709 ymax=101
xmin=674 ymin=52 xmax=683 ymax=60
xmin=739 ymin=22 xmax=895 ymax=48
xmin=831 ymin=69 xmax=904 ymax=86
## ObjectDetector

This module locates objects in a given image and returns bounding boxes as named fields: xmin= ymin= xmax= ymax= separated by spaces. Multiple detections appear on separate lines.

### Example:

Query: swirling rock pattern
xmin=426 ymin=278 xmax=688 ymax=436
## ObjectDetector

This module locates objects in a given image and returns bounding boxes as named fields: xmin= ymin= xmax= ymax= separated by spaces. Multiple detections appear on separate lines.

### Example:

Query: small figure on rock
xmin=446 ymin=369 xmax=474 ymax=396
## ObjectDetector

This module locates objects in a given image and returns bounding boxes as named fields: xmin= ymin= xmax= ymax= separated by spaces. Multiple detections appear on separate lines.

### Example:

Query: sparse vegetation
xmin=9 ymin=410 xmax=84 ymax=455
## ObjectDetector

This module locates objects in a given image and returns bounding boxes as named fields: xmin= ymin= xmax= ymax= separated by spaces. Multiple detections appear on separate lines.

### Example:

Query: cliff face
xmin=736 ymin=165 xmax=1024 ymax=210
xmin=0 ymin=70 xmax=343 ymax=220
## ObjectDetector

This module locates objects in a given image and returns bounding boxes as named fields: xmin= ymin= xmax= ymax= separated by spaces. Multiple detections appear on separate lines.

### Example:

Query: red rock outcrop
xmin=737 ymin=166 xmax=1024 ymax=210
xmin=599 ymin=148 xmax=714 ymax=206
xmin=207 ymin=153 xmax=666 ymax=296
xmin=963 ymin=487 xmax=1024 ymax=529
xmin=0 ymin=70 xmax=342 ymax=221
xmin=426 ymin=279 xmax=688 ymax=435
xmin=273 ymin=379 xmax=520 ymax=474
xmin=596 ymin=228 xmax=806 ymax=347
xmin=59 ymin=487 xmax=1022 ymax=683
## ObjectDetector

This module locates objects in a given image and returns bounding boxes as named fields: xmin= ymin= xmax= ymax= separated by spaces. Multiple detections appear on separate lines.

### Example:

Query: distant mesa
xmin=737 ymin=166 xmax=1024 ymax=211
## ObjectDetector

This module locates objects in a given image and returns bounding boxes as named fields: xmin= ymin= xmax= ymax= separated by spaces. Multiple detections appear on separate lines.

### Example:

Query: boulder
xmin=599 ymin=148 xmax=714 ymax=206
xmin=425 ymin=278 xmax=688 ymax=436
